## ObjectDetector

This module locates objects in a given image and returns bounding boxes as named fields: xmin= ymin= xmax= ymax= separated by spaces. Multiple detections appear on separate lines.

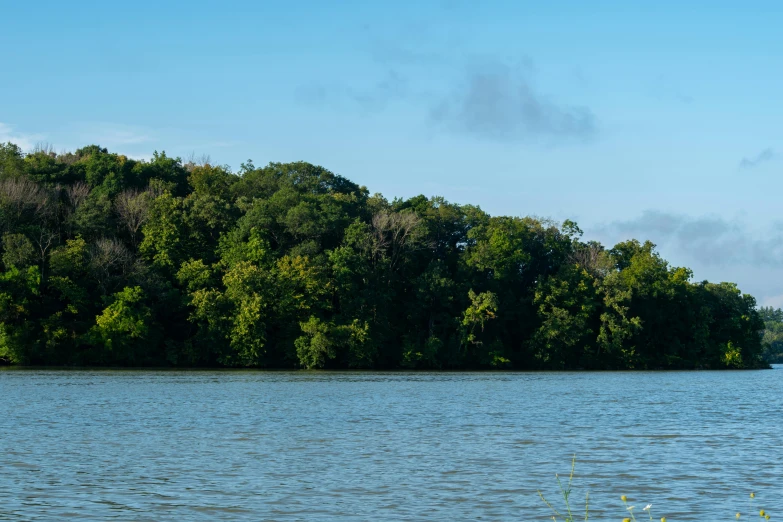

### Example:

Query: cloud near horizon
xmin=0 ymin=122 xmax=46 ymax=152
xmin=762 ymin=294 xmax=783 ymax=308
xmin=591 ymin=210 xmax=783 ymax=305
xmin=595 ymin=210 xmax=783 ymax=268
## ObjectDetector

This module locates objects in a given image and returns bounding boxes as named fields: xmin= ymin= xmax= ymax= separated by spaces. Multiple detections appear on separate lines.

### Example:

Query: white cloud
xmin=0 ymin=122 xmax=46 ymax=152
xmin=68 ymin=122 xmax=152 ymax=147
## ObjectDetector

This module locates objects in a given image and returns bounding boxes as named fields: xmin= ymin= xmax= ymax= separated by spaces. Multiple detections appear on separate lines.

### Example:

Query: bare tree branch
xmin=33 ymin=226 xmax=58 ymax=282
xmin=0 ymin=178 xmax=50 ymax=232
xmin=569 ymin=241 xmax=611 ymax=277
xmin=65 ymin=181 xmax=90 ymax=210
xmin=184 ymin=151 xmax=213 ymax=172
xmin=371 ymin=211 xmax=427 ymax=271
xmin=114 ymin=189 xmax=152 ymax=247
xmin=89 ymin=237 xmax=134 ymax=295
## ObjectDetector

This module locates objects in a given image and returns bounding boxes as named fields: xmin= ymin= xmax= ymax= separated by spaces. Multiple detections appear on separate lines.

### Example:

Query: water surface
xmin=1 ymin=367 xmax=781 ymax=520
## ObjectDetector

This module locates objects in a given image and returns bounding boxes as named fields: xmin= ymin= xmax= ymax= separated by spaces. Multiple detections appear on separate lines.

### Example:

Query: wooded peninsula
xmin=1 ymin=142 xmax=779 ymax=369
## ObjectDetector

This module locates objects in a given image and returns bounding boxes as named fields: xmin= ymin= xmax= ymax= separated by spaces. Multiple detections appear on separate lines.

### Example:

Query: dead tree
xmin=114 ymin=189 xmax=152 ymax=247
xmin=89 ymin=237 xmax=134 ymax=295
xmin=371 ymin=211 xmax=426 ymax=271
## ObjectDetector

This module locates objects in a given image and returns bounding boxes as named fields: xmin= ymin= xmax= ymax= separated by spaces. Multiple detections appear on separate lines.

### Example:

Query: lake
xmin=1 ymin=367 xmax=781 ymax=520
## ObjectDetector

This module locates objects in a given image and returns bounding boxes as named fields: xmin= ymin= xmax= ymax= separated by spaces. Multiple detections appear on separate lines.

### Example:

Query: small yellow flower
xmin=764 ymin=515 xmax=769 ymax=521
xmin=661 ymin=518 xmax=667 ymax=522
xmin=621 ymin=495 xmax=627 ymax=502
xmin=751 ymin=493 xmax=755 ymax=498
xmin=760 ymin=510 xmax=765 ymax=516
xmin=623 ymin=518 xmax=631 ymax=522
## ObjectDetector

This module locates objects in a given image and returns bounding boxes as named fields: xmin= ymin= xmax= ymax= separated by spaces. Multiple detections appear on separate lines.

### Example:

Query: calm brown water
xmin=1 ymin=367 xmax=781 ymax=520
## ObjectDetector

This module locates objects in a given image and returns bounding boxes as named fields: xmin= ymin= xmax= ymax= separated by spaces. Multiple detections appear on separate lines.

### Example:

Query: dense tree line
xmin=760 ymin=307 xmax=783 ymax=363
xmin=0 ymin=142 xmax=770 ymax=369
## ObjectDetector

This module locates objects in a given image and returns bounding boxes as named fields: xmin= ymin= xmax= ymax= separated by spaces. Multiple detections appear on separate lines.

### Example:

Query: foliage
xmin=759 ymin=306 xmax=783 ymax=363
xmin=87 ymin=286 xmax=155 ymax=364
xmin=0 ymin=141 xmax=769 ymax=368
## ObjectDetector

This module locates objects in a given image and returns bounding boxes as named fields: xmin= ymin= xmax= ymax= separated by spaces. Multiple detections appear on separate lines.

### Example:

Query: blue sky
xmin=2 ymin=0 xmax=782 ymax=305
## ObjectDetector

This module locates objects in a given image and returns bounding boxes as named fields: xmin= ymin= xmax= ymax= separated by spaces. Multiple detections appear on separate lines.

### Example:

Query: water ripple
xmin=0 ymin=366 xmax=781 ymax=520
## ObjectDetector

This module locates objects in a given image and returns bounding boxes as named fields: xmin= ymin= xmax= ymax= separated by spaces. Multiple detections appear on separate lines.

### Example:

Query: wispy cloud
xmin=762 ymin=294 xmax=783 ymax=308
xmin=296 ymin=69 xmax=409 ymax=112
xmin=363 ymin=7 xmax=461 ymax=69
xmin=69 ymin=122 xmax=152 ymax=147
xmin=430 ymin=62 xmax=596 ymax=142
xmin=739 ymin=148 xmax=774 ymax=169
xmin=368 ymin=42 xmax=450 ymax=68
xmin=0 ymin=122 xmax=46 ymax=151
xmin=596 ymin=210 xmax=783 ymax=267
xmin=349 ymin=70 xmax=408 ymax=111
xmin=650 ymin=75 xmax=694 ymax=104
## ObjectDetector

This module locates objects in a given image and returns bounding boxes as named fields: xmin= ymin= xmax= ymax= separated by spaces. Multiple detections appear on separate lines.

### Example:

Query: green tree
xmin=0 ymin=141 xmax=770 ymax=371
xmin=0 ymin=142 xmax=25 ymax=180
xmin=530 ymin=264 xmax=598 ymax=369
xmin=295 ymin=316 xmax=336 ymax=369
xmin=87 ymin=286 xmax=153 ymax=364
xmin=759 ymin=306 xmax=783 ymax=363
xmin=140 ymin=191 xmax=186 ymax=272
xmin=2 ymin=233 xmax=36 ymax=269
xmin=0 ymin=265 xmax=41 ymax=363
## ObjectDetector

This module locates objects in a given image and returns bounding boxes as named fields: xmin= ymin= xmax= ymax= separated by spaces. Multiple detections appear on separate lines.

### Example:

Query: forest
xmin=0 ymin=142 xmax=772 ymax=369
xmin=760 ymin=307 xmax=783 ymax=363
